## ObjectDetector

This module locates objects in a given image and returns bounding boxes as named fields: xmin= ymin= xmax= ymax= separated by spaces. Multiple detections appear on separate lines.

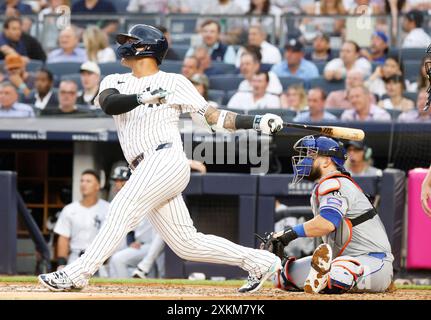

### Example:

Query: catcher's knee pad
xmin=326 ymin=256 xmax=364 ymax=294
xmin=273 ymin=256 xmax=301 ymax=291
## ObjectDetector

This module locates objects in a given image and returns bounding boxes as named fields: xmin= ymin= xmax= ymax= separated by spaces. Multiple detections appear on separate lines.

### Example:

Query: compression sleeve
xmin=99 ymin=88 xmax=141 ymax=115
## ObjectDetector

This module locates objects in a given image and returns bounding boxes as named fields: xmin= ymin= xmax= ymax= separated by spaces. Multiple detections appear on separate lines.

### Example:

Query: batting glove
xmin=137 ymin=88 xmax=171 ymax=105
xmin=254 ymin=113 xmax=284 ymax=135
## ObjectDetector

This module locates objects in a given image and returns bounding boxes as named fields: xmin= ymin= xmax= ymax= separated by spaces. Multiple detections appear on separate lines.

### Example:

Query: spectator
xmin=406 ymin=0 xmax=431 ymax=10
xmin=402 ymin=9 xmax=431 ymax=48
xmin=293 ymin=88 xmax=338 ymax=122
xmin=360 ymin=31 xmax=389 ymax=65
xmin=0 ymin=0 xmax=33 ymax=15
xmin=181 ymin=56 xmax=200 ymax=80
xmin=168 ymin=0 xmax=204 ymax=13
xmin=344 ymin=140 xmax=382 ymax=176
xmin=72 ymin=0 xmax=118 ymax=36
xmin=0 ymin=16 xmax=46 ymax=61
xmin=0 ymin=81 xmax=34 ymax=118
xmin=201 ymin=0 xmax=244 ymax=15
xmin=185 ymin=20 xmax=236 ymax=65
xmin=109 ymin=217 xmax=165 ymax=279
xmin=54 ymin=169 xmax=109 ymax=269
xmin=26 ymin=68 xmax=58 ymax=110
xmin=38 ymin=0 xmax=70 ymax=53
xmin=385 ymin=0 xmax=408 ymax=40
xmin=155 ymin=26 xmax=180 ymax=60
xmin=280 ymin=84 xmax=307 ymax=112
xmin=398 ymin=88 xmax=431 ymax=122
xmin=126 ymin=0 xmax=169 ymax=13
xmin=238 ymin=51 xmax=283 ymax=95
xmin=77 ymin=61 xmax=101 ymax=107
xmin=410 ymin=55 xmax=431 ymax=92
xmin=193 ymin=46 xmax=223 ymax=77
xmin=324 ymin=40 xmax=372 ymax=81
xmin=83 ymin=25 xmax=117 ymax=63
xmin=366 ymin=55 xmax=406 ymax=99
xmin=378 ymin=75 xmax=414 ymax=112
xmin=304 ymin=33 xmax=334 ymax=63
xmin=246 ymin=0 xmax=282 ymax=37
xmin=341 ymin=85 xmax=391 ymax=121
xmin=235 ymin=24 xmax=282 ymax=67
xmin=47 ymin=26 xmax=87 ymax=63
xmin=227 ymin=71 xmax=281 ymax=110
xmin=271 ymin=38 xmax=319 ymax=80
xmin=190 ymin=73 xmax=219 ymax=108
xmin=326 ymin=69 xmax=376 ymax=109
xmin=3 ymin=53 xmax=35 ymax=99
xmin=301 ymin=0 xmax=347 ymax=39
xmin=41 ymin=80 xmax=90 ymax=115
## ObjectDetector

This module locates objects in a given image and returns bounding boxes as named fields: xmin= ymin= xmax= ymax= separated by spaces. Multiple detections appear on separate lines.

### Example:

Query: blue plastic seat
xmin=308 ymin=77 xmax=345 ymax=93
xmin=46 ymin=62 xmax=82 ymax=77
xmin=159 ymin=60 xmax=182 ymax=73
xmin=209 ymin=75 xmax=244 ymax=91
xmin=98 ymin=62 xmax=129 ymax=75
xmin=208 ymin=90 xmax=225 ymax=105
xmin=278 ymin=76 xmax=305 ymax=91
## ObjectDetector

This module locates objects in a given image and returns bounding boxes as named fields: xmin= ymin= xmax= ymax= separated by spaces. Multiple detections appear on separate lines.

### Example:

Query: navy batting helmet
xmin=111 ymin=166 xmax=131 ymax=181
xmin=116 ymin=24 xmax=168 ymax=65
xmin=292 ymin=135 xmax=347 ymax=184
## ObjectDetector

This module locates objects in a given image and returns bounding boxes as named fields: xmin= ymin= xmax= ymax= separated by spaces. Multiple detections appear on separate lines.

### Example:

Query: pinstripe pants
xmin=64 ymin=147 xmax=276 ymax=287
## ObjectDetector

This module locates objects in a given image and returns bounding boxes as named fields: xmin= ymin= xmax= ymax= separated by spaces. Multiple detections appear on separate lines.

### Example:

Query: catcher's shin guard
xmin=273 ymin=256 xmax=301 ymax=291
xmin=325 ymin=256 xmax=364 ymax=294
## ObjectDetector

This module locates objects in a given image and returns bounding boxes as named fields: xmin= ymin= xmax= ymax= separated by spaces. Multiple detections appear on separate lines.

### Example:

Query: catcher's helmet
xmin=292 ymin=135 xmax=347 ymax=184
xmin=111 ymin=166 xmax=131 ymax=181
xmin=116 ymin=24 xmax=168 ymax=65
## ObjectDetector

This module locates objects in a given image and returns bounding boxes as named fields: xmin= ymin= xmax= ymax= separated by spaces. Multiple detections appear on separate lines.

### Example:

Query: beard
xmin=304 ymin=165 xmax=322 ymax=182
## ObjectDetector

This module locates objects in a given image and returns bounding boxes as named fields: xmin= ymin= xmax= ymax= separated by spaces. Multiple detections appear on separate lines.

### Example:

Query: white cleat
xmin=238 ymin=256 xmax=282 ymax=293
xmin=38 ymin=270 xmax=81 ymax=292
xmin=304 ymin=243 xmax=333 ymax=294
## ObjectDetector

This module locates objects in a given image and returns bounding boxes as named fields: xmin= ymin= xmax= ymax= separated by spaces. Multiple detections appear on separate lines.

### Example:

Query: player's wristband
xmin=292 ymin=224 xmax=306 ymax=237
xmin=235 ymin=115 xmax=262 ymax=130
xmin=57 ymin=257 xmax=67 ymax=266
xmin=279 ymin=225 xmax=304 ymax=246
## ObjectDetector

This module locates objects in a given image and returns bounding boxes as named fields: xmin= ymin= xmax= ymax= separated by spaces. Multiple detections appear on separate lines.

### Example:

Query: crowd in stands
xmin=0 ymin=0 xmax=431 ymax=123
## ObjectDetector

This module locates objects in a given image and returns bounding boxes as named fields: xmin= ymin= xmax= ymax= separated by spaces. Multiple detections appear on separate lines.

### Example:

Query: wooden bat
xmin=281 ymin=122 xmax=365 ymax=141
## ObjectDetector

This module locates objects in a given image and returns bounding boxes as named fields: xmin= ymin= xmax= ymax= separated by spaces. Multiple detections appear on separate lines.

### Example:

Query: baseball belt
xmin=129 ymin=142 xmax=172 ymax=170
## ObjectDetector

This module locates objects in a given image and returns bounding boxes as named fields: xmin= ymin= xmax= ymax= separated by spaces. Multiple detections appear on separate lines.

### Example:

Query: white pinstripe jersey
xmin=97 ymin=71 xmax=209 ymax=164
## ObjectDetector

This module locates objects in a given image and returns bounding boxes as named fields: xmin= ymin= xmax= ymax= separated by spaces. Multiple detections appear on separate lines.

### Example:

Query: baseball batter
xmin=38 ymin=24 xmax=283 ymax=293
xmin=262 ymin=135 xmax=394 ymax=294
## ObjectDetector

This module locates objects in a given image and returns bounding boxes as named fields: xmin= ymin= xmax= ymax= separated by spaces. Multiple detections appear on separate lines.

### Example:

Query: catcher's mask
xmin=292 ymin=135 xmax=347 ymax=184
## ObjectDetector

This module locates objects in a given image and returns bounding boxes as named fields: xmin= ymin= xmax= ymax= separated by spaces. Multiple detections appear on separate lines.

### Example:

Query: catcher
xmin=260 ymin=135 xmax=394 ymax=294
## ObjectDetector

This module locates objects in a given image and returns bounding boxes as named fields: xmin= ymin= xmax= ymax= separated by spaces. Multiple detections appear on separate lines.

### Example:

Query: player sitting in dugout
xmin=259 ymin=135 xmax=394 ymax=294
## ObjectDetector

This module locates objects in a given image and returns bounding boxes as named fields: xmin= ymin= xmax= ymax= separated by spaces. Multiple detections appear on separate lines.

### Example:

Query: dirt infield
xmin=0 ymin=281 xmax=430 ymax=300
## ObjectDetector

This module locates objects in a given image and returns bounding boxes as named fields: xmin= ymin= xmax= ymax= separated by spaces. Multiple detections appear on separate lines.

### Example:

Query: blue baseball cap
xmin=373 ymin=31 xmax=388 ymax=44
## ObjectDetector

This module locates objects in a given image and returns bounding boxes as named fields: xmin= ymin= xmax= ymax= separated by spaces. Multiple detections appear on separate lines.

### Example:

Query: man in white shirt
xmin=54 ymin=169 xmax=110 ymax=269
xmin=228 ymin=71 xmax=281 ymax=111
xmin=77 ymin=61 xmax=101 ymax=107
xmin=341 ymin=85 xmax=391 ymax=122
xmin=235 ymin=24 xmax=282 ymax=67
xmin=324 ymin=41 xmax=372 ymax=81
xmin=402 ymin=10 xmax=431 ymax=48
xmin=238 ymin=51 xmax=283 ymax=95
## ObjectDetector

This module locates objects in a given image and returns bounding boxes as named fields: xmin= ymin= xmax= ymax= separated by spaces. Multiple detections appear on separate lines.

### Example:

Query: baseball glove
xmin=256 ymin=226 xmax=299 ymax=259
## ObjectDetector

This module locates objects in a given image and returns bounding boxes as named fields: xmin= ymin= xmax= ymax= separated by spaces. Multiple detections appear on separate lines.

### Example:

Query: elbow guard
xmin=99 ymin=88 xmax=120 ymax=114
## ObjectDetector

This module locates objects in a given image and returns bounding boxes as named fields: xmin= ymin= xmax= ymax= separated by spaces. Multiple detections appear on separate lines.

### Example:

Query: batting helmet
xmin=292 ymin=135 xmax=347 ymax=184
xmin=111 ymin=166 xmax=131 ymax=181
xmin=116 ymin=24 xmax=168 ymax=65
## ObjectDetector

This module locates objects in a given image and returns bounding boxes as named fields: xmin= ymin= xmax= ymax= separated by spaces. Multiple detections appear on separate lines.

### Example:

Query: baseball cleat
xmin=132 ymin=267 xmax=148 ymax=279
xmin=38 ymin=270 xmax=80 ymax=292
xmin=304 ymin=243 xmax=333 ymax=294
xmin=238 ymin=256 xmax=282 ymax=293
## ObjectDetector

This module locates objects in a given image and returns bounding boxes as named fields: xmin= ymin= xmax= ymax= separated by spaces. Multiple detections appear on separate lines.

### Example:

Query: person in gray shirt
xmin=260 ymin=135 xmax=393 ymax=294
xmin=293 ymin=88 xmax=338 ymax=123
xmin=0 ymin=82 xmax=34 ymax=118
xmin=344 ymin=140 xmax=382 ymax=177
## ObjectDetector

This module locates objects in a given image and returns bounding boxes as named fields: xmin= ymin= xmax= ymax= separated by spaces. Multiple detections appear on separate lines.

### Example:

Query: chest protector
xmin=314 ymin=173 xmax=377 ymax=258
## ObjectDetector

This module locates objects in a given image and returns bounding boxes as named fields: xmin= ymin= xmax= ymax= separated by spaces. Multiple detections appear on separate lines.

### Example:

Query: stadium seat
xmin=385 ymin=108 xmax=402 ymax=120
xmin=325 ymin=108 xmax=345 ymax=118
xmin=60 ymin=73 xmax=83 ymax=90
xmin=46 ymin=62 xmax=82 ymax=77
xmin=113 ymin=0 xmax=129 ymax=13
xmin=224 ymin=90 xmax=238 ymax=105
xmin=27 ymin=60 xmax=44 ymax=72
xmin=209 ymin=75 xmax=244 ymax=91
xmin=98 ymin=62 xmax=129 ymax=75
xmin=248 ymin=108 xmax=297 ymax=121
xmin=171 ymin=45 xmax=189 ymax=60
xmin=314 ymin=61 xmax=326 ymax=75
xmin=159 ymin=60 xmax=182 ymax=73
xmin=278 ymin=76 xmax=305 ymax=90
xmin=208 ymin=90 xmax=225 ymax=105
xmin=404 ymin=91 xmax=418 ymax=103
xmin=403 ymin=60 xmax=422 ymax=82
xmin=260 ymin=63 xmax=273 ymax=72
xmin=400 ymin=48 xmax=428 ymax=60
xmin=308 ymin=77 xmax=345 ymax=93
xmin=212 ymin=62 xmax=237 ymax=74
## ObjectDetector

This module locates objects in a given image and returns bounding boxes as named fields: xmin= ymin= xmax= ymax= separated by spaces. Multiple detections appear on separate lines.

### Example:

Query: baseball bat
xmin=281 ymin=122 xmax=365 ymax=141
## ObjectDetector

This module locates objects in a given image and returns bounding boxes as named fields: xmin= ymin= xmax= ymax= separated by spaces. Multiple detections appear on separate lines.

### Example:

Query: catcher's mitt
xmin=256 ymin=226 xmax=300 ymax=260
